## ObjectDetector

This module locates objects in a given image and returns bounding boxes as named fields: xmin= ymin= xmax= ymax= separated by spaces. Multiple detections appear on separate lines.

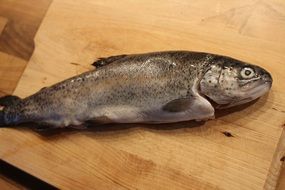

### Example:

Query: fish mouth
xmin=216 ymin=82 xmax=271 ymax=109
xmin=247 ymin=82 xmax=271 ymax=99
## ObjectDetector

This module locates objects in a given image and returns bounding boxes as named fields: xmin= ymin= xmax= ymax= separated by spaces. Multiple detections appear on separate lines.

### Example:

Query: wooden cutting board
xmin=0 ymin=16 xmax=7 ymax=34
xmin=1 ymin=0 xmax=285 ymax=189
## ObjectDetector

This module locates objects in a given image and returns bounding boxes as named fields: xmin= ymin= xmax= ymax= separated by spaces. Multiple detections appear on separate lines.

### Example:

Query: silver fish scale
xmin=1 ymin=51 xmax=220 ymax=126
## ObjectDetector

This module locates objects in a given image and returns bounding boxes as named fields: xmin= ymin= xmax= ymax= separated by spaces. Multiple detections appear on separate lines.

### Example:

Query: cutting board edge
xmin=264 ymin=128 xmax=285 ymax=190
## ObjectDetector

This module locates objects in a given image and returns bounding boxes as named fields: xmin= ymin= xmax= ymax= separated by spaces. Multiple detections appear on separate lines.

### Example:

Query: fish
xmin=0 ymin=51 xmax=272 ymax=129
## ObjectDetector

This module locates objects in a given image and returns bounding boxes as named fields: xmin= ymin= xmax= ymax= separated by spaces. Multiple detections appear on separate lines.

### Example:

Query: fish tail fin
xmin=0 ymin=95 xmax=23 ymax=126
xmin=0 ymin=95 xmax=21 ymax=107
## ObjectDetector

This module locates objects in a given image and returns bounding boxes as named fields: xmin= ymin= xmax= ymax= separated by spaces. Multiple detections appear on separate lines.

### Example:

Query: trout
xmin=0 ymin=51 xmax=272 ymax=129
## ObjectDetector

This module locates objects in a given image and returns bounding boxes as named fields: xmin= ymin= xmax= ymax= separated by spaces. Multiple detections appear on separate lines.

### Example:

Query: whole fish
xmin=0 ymin=51 xmax=272 ymax=129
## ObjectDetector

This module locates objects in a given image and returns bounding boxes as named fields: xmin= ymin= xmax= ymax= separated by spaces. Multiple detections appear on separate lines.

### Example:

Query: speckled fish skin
xmin=0 ymin=51 xmax=272 ymax=128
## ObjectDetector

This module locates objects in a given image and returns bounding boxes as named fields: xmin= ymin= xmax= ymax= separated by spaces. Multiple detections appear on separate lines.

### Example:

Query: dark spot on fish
xmin=222 ymin=131 xmax=234 ymax=137
xmin=280 ymin=156 xmax=285 ymax=162
xmin=169 ymin=63 xmax=175 ymax=69
xmin=208 ymin=80 xmax=212 ymax=83
xmin=70 ymin=62 xmax=80 ymax=66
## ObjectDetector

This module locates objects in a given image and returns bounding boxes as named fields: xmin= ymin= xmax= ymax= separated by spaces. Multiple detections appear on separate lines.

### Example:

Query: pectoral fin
xmin=161 ymin=95 xmax=215 ymax=122
xmin=162 ymin=98 xmax=193 ymax=112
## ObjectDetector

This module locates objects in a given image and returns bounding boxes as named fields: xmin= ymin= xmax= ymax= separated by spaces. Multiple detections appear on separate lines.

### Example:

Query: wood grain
xmin=265 ymin=130 xmax=285 ymax=190
xmin=0 ymin=0 xmax=52 ymax=187
xmin=0 ymin=0 xmax=52 ymax=60
xmin=1 ymin=0 xmax=285 ymax=189
xmin=0 ymin=16 xmax=7 ymax=35
xmin=0 ymin=52 xmax=27 ymax=96
xmin=0 ymin=0 xmax=52 ymax=96
xmin=0 ymin=175 xmax=24 ymax=190
xmin=278 ymin=161 xmax=285 ymax=190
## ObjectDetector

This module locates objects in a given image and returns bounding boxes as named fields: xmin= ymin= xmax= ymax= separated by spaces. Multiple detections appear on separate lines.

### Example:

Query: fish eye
xmin=241 ymin=67 xmax=255 ymax=79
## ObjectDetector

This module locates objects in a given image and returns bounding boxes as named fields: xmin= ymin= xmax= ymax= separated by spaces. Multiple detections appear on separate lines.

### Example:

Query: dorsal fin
xmin=92 ymin=54 xmax=127 ymax=68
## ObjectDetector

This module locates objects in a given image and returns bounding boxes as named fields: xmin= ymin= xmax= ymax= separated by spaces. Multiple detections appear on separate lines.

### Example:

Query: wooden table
xmin=1 ymin=0 xmax=285 ymax=189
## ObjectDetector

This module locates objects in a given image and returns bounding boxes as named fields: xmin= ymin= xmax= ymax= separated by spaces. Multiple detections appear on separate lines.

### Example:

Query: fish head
xmin=199 ymin=56 xmax=272 ymax=109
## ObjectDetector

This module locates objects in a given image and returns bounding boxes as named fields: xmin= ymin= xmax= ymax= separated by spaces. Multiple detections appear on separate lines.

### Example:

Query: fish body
xmin=0 ymin=51 xmax=272 ymax=128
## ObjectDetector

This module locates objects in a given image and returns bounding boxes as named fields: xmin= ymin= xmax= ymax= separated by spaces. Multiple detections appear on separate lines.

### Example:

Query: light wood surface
xmin=267 ymin=130 xmax=285 ymax=190
xmin=276 ymin=131 xmax=285 ymax=190
xmin=1 ymin=0 xmax=285 ymax=189
xmin=0 ymin=0 xmax=52 ymax=60
xmin=0 ymin=16 xmax=7 ymax=35
xmin=0 ymin=52 xmax=26 ymax=96
xmin=277 ymin=159 xmax=285 ymax=189
xmin=0 ymin=15 xmax=27 ymax=96
xmin=0 ymin=0 xmax=52 ymax=95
